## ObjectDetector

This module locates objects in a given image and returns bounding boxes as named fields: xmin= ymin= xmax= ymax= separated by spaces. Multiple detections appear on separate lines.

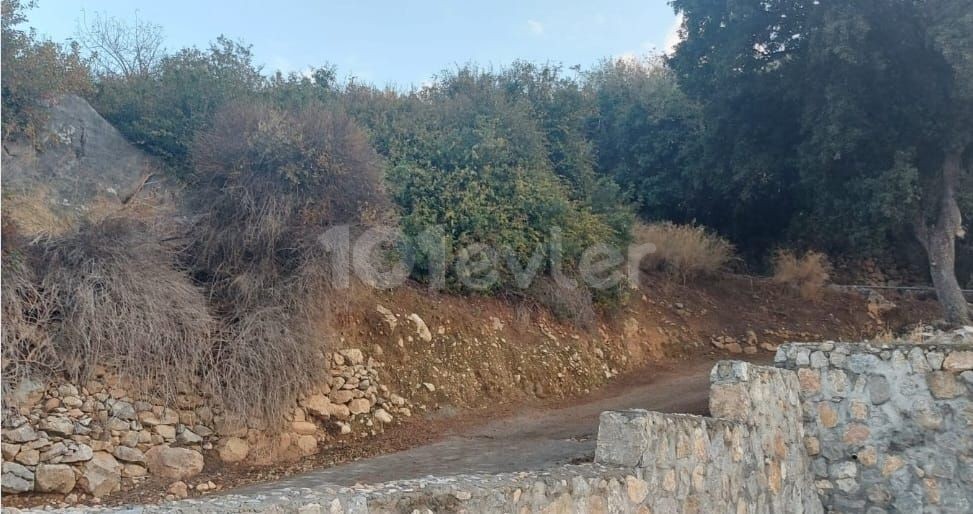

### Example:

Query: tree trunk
xmin=916 ymin=148 xmax=971 ymax=326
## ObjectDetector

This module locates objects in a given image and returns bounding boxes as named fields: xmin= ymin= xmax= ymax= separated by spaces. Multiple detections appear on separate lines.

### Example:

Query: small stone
xmin=804 ymin=436 xmax=820 ymax=456
xmin=35 ymin=464 xmax=76 ymax=493
xmin=218 ymin=437 xmax=250 ymax=463
xmin=422 ymin=382 xmax=436 ymax=392
xmin=882 ymin=456 xmax=904 ymax=477
xmin=818 ymin=402 xmax=839 ymax=428
xmin=14 ymin=448 xmax=40 ymax=466
xmin=797 ymin=369 xmax=821 ymax=394
xmin=858 ymin=446 xmax=878 ymax=467
xmin=454 ymin=490 xmax=472 ymax=501
xmin=109 ymin=401 xmax=136 ymax=421
xmin=625 ymin=476 xmax=649 ymax=503
xmin=121 ymin=464 xmax=147 ymax=478
xmin=868 ymin=375 xmax=891 ymax=405
xmin=408 ymin=313 xmax=433 ymax=342
xmin=943 ymin=351 xmax=973 ymax=372
xmin=375 ymin=304 xmax=397 ymax=330
xmin=842 ymin=424 xmax=870 ymax=446
xmin=177 ymin=428 xmax=203 ymax=445
xmin=167 ymin=480 xmax=189 ymax=499
xmin=154 ymin=424 xmax=176 ymax=440
xmin=330 ymin=390 xmax=355 ymax=404
xmin=348 ymin=398 xmax=371 ymax=415
xmin=927 ymin=371 xmax=963 ymax=399
xmin=113 ymin=446 xmax=145 ymax=464
xmin=39 ymin=415 xmax=74 ymax=436
xmin=295 ymin=435 xmax=317 ymax=456
xmin=373 ymin=408 xmax=393 ymax=424
xmin=850 ymin=400 xmax=869 ymax=420
xmin=60 ymin=443 xmax=94 ymax=463
xmin=292 ymin=421 xmax=318 ymax=435
xmin=1 ymin=443 xmax=21 ymax=460
xmin=338 ymin=348 xmax=365 ymax=365
xmin=724 ymin=342 xmax=743 ymax=354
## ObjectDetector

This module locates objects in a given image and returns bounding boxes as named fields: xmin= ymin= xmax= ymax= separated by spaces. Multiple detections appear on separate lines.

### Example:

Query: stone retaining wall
xmin=16 ymin=361 xmax=824 ymax=513
xmin=595 ymin=360 xmax=822 ymax=513
xmin=1 ymin=348 xmax=412 ymax=499
xmin=776 ymin=340 xmax=973 ymax=513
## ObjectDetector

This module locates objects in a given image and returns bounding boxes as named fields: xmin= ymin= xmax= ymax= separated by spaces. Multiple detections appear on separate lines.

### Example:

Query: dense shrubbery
xmin=357 ymin=66 xmax=633 ymax=294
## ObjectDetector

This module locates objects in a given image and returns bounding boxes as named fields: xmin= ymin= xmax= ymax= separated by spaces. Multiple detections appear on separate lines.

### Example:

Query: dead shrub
xmin=1 ymin=250 xmax=61 ymax=400
xmin=633 ymin=222 xmax=735 ymax=282
xmin=187 ymin=101 xmax=388 ymax=421
xmin=27 ymin=216 xmax=215 ymax=403
xmin=526 ymin=276 xmax=596 ymax=329
xmin=772 ymin=250 xmax=833 ymax=300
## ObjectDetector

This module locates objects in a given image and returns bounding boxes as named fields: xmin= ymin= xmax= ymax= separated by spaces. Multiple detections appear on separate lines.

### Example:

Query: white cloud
xmin=663 ymin=13 xmax=684 ymax=55
xmin=526 ymin=19 xmax=544 ymax=36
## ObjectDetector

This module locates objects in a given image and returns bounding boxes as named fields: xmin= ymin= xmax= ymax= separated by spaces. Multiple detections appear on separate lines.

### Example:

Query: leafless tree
xmin=75 ymin=10 xmax=164 ymax=78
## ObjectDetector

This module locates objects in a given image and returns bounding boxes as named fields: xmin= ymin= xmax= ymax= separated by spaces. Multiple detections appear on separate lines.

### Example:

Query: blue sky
xmin=27 ymin=1 xmax=679 ymax=88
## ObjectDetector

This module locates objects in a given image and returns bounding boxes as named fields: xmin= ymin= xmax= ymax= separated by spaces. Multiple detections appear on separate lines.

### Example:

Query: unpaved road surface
xmin=238 ymin=356 xmax=730 ymax=493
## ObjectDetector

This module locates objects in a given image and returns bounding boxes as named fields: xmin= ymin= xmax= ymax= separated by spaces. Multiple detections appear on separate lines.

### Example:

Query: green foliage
xmin=90 ymin=37 xmax=264 ymax=174
xmin=1 ymin=0 xmax=93 ymax=138
xmin=356 ymin=65 xmax=633 ymax=292
xmin=584 ymin=57 xmax=703 ymax=222
xmin=668 ymin=0 xmax=972 ymax=258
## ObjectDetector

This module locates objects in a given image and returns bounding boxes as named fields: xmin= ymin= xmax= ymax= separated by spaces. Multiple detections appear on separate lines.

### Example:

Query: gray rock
xmin=60 ymin=443 xmax=94 ymax=463
xmin=113 ymin=445 xmax=146 ymax=464
xmin=867 ymin=375 xmax=891 ymax=405
xmin=2 ymin=461 xmax=35 ymax=493
xmin=3 ymin=424 xmax=38 ymax=443
xmin=2 ymin=95 xmax=160 ymax=227
xmin=39 ymin=415 xmax=74 ymax=436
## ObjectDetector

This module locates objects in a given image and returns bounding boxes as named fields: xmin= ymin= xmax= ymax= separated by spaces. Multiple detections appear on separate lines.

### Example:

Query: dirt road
xmin=238 ymin=356 xmax=728 ymax=493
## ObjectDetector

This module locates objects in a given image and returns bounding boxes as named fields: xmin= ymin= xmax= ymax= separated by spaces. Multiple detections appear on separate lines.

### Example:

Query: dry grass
xmin=1 ymin=251 xmax=61 ymax=401
xmin=772 ymin=250 xmax=833 ymax=300
xmin=633 ymin=222 xmax=735 ymax=282
xmin=20 ymin=216 xmax=215 ymax=403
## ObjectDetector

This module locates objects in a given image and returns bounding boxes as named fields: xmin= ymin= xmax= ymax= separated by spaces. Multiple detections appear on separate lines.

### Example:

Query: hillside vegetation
xmin=2 ymin=0 xmax=971 ymax=420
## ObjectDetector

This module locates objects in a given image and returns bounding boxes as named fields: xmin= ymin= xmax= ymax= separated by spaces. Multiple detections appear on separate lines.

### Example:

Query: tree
xmin=1 ymin=0 xmax=92 ymax=138
xmin=75 ymin=10 xmax=164 ymax=78
xmin=583 ymin=57 xmax=704 ymax=223
xmin=669 ymin=0 xmax=971 ymax=324
xmin=91 ymin=36 xmax=264 ymax=173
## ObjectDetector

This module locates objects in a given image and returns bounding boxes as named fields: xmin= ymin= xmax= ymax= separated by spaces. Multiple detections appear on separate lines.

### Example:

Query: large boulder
xmin=35 ymin=464 xmax=76 ymax=494
xmin=80 ymin=452 xmax=122 ymax=498
xmin=144 ymin=445 xmax=204 ymax=480
xmin=2 ymin=94 xmax=162 ymax=233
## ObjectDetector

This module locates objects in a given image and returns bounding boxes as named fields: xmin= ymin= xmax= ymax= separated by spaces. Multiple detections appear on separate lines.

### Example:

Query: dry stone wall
xmin=776 ymin=338 xmax=973 ymax=513
xmin=1 ymin=347 xmax=412 ymax=500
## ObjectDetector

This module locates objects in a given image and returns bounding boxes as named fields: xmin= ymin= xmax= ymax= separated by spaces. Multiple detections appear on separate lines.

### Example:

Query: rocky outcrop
xmin=1 ymin=95 xmax=161 ymax=232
